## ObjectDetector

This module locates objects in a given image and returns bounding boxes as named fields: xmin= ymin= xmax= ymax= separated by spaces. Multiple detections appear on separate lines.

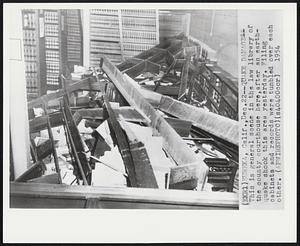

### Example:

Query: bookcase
xmin=84 ymin=9 xmax=159 ymax=67
xmin=22 ymin=9 xmax=83 ymax=98
xmin=22 ymin=9 xmax=40 ymax=100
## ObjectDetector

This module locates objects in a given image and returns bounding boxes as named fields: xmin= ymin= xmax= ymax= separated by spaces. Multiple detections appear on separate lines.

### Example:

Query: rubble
xmin=11 ymin=35 xmax=239 ymax=209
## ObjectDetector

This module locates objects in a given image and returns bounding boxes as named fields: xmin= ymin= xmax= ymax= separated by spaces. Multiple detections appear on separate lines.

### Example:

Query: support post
xmin=8 ymin=8 xmax=31 ymax=178
xmin=43 ymin=104 xmax=62 ymax=184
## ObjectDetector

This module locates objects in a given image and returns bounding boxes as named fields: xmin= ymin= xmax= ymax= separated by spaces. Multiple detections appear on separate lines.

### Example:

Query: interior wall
xmin=7 ymin=8 xmax=31 ymax=178
xmin=189 ymin=10 xmax=238 ymax=78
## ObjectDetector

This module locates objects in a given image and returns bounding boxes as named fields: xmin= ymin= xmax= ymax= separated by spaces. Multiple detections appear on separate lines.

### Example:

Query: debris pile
xmin=11 ymin=35 xmax=239 ymax=208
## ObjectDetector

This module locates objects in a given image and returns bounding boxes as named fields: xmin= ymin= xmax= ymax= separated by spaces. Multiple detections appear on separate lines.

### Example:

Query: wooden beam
xmin=43 ymin=104 xmax=62 ymax=184
xmin=36 ymin=139 xmax=56 ymax=160
xmin=145 ymin=60 xmax=160 ymax=74
xmin=61 ymin=98 xmax=91 ymax=184
xmin=84 ymin=198 xmax=100 ymax=208
xmin=84 ymin=119 xmax=102 ymax=129
xmin=123 ymin=61 xmax=146 ymax=78
xmin=135 ymin=47 xmax=160 ymax=60
xmin=165 ymin=117 xmax=192 ymax=137
xmin=117 ymin=58 xmax=143 ymax=71
xmin=169 ymin=164 xmax=207 ymax=190
xmin=120 ymin=119 xmax=158 ymax=188
xmin=14 ymin=162 xmax=45 ymax=183
xmin=147 ymin=52 xmax=166 ymax=64
xmin=28 ymin=77 xmax=105 ymax=109
xmin=142 ymin=85 xmax=179 ymax=96
xmin=72 ymin=111 xmax=82 ymax=125
xmin=10 ymin=182 xmax=238 ymax=209
xmin=101 ymin=95 xmax=138 ymax=187
xmin=166 ymin=40 xmax=183 ymax=55
xmin=166 ymin=50 xmax=175 ymax=66
xmin=74 ymin=108 xmax=104 ymax=120
xmin=29 ymin=108 xmax=104 ymax=133
xmin=158 ymin=96 xmax=239 ymax=146
xmin=29 ymin=112 xmax=64 ymax=133
xmin=139 ymin=88 xmax=238 ymax=148
xmin=27 ymin=173 xmax=60 ymax=184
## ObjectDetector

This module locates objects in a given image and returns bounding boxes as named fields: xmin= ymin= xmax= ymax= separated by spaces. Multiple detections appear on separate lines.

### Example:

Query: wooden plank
xmin=14 ymin=162 xmax=45 ymax=182
xmin=139 ymin=87 xmax=163 ymax=107
xmin=165 ymin=117 xmax=192 ymax=137
xmin=29 ymin=112 xmax=64 ymax=133
xmin=29 ymin=138 xmax=38 ymax=163
xmin=105 ymin=82 xmax=128 ymax=105
xmin=43 ymin=104 xmax=62 ymax=184
xmin=62 ymin=98 xmax=91 ymax=184
xmin=120 ymin=120 xmax=158 ymax=188
xmin=166 ymin=40 xmax=183 ymax=55
xmin=115 ymin=106 xmax=146 ymax=123
xmin=184 ymin=46 xmax=198 ymax=56
xmin=186 ymin=53 xmax=201 ymax=103
xmin=169 ymin=163 xmax=207 ymax=190
xmin=186 ymin=72 xmax=196 ymax=103
xmin=145 ymin=60 xmax=160 ymax=75
xmin=36 ymin=139 xmax=56 ymax=160
xmin=85 ymin=198 xmax=100 ymax=208
xmin=124 ymin=61 xmax=146 ymax=78
xmin=159 ymin=95 xmax=239 ymax=146
xmin=102 ymin=95 xmax=137 ymax=187
xmin=141 ymin=85 xmax=179 ymax=96
xmin=147 ymin=51 xmax=167 ymax=64
xmin=27 ymin=173 xmax=60 ymax=184
xmin=161 ymin=74 xmax=180 ymax=84
xmin=84 ymin=119 xmax=102 ymax=129
xmin=74 ymin=108 xmax=104 ymax=120
xmin=10 ymin=182 xmax=238 ymax=209
xmin=11 ymin=196 xmax=235 ymax=209
xmin=117 ymin=58 xmax=143 ymax=72
xmin=72 ymin=111 xmax=82 ymax=125
xmin=27 ymin=77 xmax=105 ymax=109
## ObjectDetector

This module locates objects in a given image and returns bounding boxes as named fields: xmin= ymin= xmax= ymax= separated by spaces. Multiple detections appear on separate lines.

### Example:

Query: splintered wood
xmin=120 ymin=119 xmax=158 ymax=188
xmin=14 ymin=35 xmax=241 ymax=210
xmin=100 ymin=57 xmax=209 ymax=190
xmin=119 ymin=120 xmax=174 ymax=189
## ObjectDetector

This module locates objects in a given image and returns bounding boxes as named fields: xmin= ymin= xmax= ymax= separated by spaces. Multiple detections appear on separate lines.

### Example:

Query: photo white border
xmin=3 ymin=3 xmax=297 ymax=243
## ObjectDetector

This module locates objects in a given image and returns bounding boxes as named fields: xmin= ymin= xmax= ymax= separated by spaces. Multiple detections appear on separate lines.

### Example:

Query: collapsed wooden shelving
xmin=10 ymin=35 xmax=239 ymax=209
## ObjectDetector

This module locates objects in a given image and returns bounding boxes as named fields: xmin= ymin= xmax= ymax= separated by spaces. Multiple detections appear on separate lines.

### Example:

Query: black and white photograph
xmin=9 ymin=8 xmax=240 ymax=209
xmin=3 ymin=3 xmax=296 ymax=243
